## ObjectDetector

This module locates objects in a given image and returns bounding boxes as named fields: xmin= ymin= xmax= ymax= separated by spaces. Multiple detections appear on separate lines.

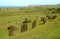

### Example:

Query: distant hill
xmin=28 ymin=4 xmax=60 ymax=7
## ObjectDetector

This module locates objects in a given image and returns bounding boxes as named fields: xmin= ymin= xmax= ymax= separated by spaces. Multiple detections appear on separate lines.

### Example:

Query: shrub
xmin=8 ymin=21 xmax=11 ymax=23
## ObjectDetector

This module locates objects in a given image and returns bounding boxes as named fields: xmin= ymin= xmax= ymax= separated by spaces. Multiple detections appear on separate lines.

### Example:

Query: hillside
xmin=0 ymin=5 xmax=60 ymax=39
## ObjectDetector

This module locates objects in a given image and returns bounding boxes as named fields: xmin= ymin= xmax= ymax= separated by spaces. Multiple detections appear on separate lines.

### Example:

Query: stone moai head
xmin=41 ymin=17 xmax=46 ymax=24
xmin=21 ymin=23 xmax=28 ymax=33
xmin=23 ymin=18 xmax=31 ymax=23
xmin=7 ymin=26 xmax=16 ymax=36
xmin=32 ymin=19 xmax=36 ymax=29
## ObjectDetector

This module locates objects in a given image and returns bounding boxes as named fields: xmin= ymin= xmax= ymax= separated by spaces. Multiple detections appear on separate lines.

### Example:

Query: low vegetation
xmin=0 ymin=5 xmax=60 ymax=39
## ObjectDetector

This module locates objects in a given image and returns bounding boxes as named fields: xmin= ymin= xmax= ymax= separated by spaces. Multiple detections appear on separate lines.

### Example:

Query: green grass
xmin=0 ymin=5 xmax=60 ymax=39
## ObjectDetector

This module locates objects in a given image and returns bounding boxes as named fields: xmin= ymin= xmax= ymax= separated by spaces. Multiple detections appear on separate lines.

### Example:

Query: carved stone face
xmin=21 ymin=23 xmax=27 ymax=33
xmin=7 ymin=26 xmax=16 ymax=36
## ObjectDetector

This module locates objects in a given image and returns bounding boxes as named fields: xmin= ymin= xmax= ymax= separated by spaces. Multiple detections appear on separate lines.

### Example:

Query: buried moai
xmin=32 ymin=19 xmax=36 ymax=28
xmin=7 ymin=26 xmax=16 ymax=36
xmin=32 ymin=17 xmax=38 ymax=28
xmin=21 ymin=18 xmax=31 ymax=33
xmin=41 ymin=17 xmax=46 ymax=24
xmin=21 ymin=23 xmax=28 ymax=33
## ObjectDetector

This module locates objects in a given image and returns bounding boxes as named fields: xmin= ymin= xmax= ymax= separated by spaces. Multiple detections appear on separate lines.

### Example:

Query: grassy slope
xmin=0 ymin=5 xmax=60 ymax=39
xmin=11 ymin=14 xmax=60 ymax=39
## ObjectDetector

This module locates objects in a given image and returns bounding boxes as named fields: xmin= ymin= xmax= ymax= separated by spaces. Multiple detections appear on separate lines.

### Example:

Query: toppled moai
xmin=32 ymin=20 xmax=36 ymax=28
xmin=7 ymin=26 xmax=16 ymax=36
xmin=21 ymin=23 xmax=28 ymax=33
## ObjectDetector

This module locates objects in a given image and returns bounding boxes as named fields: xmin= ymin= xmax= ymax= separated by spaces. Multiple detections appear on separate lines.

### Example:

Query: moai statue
xmin=41 ymin=17 xmax=46 ymax=24
xmin=23 ymin=18 xmax=31 ymax=23
xmin=32 ymin=20 xmax=36 ymax=29
xmin=51 ymin=15 xmax=57 ymax=20
xmin=21 ymin=23 xmax=28 ymax=33
xmin=7 ymin=26 xmax=16 ymax=36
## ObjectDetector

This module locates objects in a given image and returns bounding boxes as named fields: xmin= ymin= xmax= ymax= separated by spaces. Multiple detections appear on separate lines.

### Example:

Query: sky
xmin=0 ymin=0 xmax=60 ymax=6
